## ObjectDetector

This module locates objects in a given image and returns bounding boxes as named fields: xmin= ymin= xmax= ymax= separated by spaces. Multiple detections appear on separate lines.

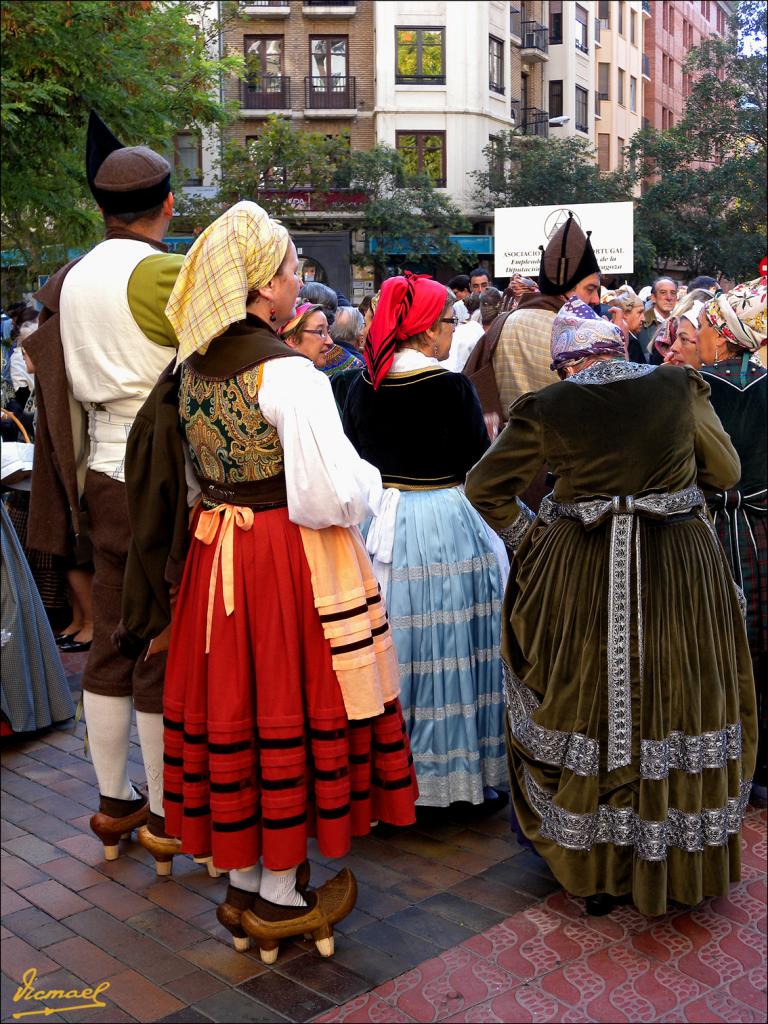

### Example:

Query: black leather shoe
xmin=58 ymin=639 xmax=92 ymax=653
xmin=585 ymin=894 xmax=615 ymax=916
xmin=55 ymin=632 xmax=77 ymax=647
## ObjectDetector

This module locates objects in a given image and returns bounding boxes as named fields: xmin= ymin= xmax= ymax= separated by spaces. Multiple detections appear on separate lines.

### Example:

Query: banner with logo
xmin=494 ymin=202 xmax=634 ymax=278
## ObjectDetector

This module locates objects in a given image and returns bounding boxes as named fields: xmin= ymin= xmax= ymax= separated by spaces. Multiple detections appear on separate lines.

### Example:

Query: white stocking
xmin=260 ymin=865 xmax=307 ymax=907
xmin=82 ymin=692 xmax=136 ymax=801
xmin=135 ymin=710 xmax=164 ymax=817
xmin=230 ymin=865 xmax=262 ymax=892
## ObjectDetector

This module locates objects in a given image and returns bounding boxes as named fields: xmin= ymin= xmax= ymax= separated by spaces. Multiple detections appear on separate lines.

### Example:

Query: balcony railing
xmin=395 ymin=72 xmax=446 ymax=85
xmin=304 ymin=75 xmax=356 ymax=109
xmin=521 ymin=106 xmax=549 ymax=137
xmin=575 ymin=37 xmax=589 ymax=54
xmin=304 ymin=0 xmax=356 ymax=4
xmin=521 ymin=21 xmax=548 ymax=55
xmin=510 ymin=5 xmax=522 ymax=39
xmin=642 ymin=53 xmax=651 ymax=78
xmin=241 ymin=76 xmax=291 ymax=109
xmin=245 ymin=1 xmax=289 ymax=6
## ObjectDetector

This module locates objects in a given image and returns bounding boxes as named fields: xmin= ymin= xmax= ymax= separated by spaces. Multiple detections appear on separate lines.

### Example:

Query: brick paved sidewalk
xmin=1 ymin=654 xmax=765 ymax=1024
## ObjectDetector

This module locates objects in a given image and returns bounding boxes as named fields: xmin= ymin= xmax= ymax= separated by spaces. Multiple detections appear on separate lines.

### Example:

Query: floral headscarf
xmin=703 ymin=278 xmax=767 ymax=353
xmin=550 ymin=296 xmax=625 ymax=371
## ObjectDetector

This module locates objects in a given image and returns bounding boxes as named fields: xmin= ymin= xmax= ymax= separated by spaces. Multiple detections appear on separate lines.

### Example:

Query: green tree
xmin=471 ymin=132 xmax=633 ymax=210
xmin=345 ymin=145 xmax=469 ymax=284
xmin=175 ymin=119 xmax=469 ymax=286
xmin=1 ymin=0 xmax=241 ymax=284
xmin=628 ymin=1 xmax=766 ymax=281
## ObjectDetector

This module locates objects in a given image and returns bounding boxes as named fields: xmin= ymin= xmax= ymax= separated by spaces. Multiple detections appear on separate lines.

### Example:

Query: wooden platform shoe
xmin=137 ymin=812 xmax=221 ymax=878
xmin=89 ymin=790 xmax=148 ymax=861
xmin=216 ymin=861 xmax=312 ymax=952
xmin=241 ymin=868 xmax=357 ymax=963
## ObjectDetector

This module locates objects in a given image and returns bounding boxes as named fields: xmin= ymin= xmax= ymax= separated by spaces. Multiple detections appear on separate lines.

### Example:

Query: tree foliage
xmin=175 ymin=116 xmax=469 ymax=284
xmin=628 ymin=0 xmax=767 ymax=281
xmin=1 ymin=0 xmax=240 ymax=280
xmin=471 ymin=132 xmax=633 ymax=210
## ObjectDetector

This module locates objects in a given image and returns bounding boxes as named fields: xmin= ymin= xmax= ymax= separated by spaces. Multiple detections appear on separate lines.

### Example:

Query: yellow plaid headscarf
xmin=167 ymin=200 xmax=289 ymax=364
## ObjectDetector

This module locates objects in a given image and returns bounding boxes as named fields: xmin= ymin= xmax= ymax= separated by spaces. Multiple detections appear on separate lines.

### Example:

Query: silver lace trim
xmin=399 ymin=646 xmax=498 ymax=676
xmin=567 ymin=361 xmax=657 ymax=386
xmin=390 ymin=600 xmax=501 ymax=629
xmin=414 ymin=758 xmax=508 ymax=806
xmin=402 ymin=692 xmax=505 ymax=722
xmin=504 ymin=665 xmax=599 ymax=777
xmin=524 ymin=766 xmax=752 ymax=861
xmin=607 ymin=512 xmax=633 ymax=771
xmin=641 ymin=723 xmax=743 ymax=779
xmin=392 ymin=552 xmax=497 ymax=582
xmin=498 ymin=501 xmax=535 ymax=553
xmin=538 ymin=485 xmax=705 ymax=774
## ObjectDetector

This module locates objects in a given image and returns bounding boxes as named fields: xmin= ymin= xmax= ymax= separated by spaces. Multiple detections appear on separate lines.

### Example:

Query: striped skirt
xmin=162 ymin=505 xmax=417 ymax=871
xmin=363 ymin=487 xmax=508 ymax=807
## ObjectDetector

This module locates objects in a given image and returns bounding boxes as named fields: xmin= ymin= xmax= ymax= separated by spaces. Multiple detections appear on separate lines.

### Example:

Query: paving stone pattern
xmin=1 ymin=654 xmax=765 ymax=1024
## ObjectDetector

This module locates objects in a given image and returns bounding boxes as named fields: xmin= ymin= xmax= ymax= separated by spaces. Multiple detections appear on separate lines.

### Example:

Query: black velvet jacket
xmin=342 ymin=365 xmax=490 ymax=489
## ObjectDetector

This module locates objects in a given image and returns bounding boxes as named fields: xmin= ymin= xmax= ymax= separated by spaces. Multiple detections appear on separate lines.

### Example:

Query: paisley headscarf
xmin=703 ymin=278 xmax=767 ymax=353
xmin=364 ymin=272 xmax=448 ymax=389
xmin=550 ymin=296 xmax=625 ymax=371
xmin=167 ymin=201 xmax=290 ymax=364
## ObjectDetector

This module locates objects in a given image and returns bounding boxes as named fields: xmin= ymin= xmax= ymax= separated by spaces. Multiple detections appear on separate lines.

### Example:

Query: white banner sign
xmin=494 ymin=202 xmax=634 ymax=278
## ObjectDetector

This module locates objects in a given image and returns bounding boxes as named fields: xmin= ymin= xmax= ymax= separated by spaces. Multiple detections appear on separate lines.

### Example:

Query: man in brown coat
xmin=25 ymin=113 xmax=197 ymax=874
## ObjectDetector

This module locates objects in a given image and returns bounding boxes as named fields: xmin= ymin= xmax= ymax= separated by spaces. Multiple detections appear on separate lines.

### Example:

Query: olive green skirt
xmin=503 ymin=514 xmax=757 ymax=917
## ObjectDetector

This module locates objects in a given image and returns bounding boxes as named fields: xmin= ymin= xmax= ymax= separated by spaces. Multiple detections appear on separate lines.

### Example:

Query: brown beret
xmin=95 ymin=146 xmax=171 ymax=192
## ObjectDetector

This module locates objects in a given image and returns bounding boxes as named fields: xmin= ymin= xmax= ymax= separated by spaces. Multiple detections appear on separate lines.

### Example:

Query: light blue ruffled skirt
xmin=363 ymin=487 xmax=507 ymax=806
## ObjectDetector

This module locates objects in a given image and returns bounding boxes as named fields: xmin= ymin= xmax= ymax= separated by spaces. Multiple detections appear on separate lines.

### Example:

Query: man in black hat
xmin=24 ymin=113 xmax=200 ymax=874
xmin=493 ymin=212 xmax=602 ymax=413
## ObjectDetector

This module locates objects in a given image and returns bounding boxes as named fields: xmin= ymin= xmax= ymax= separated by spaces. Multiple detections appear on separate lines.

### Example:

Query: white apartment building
xmin=543 ymin=1 xmax=596 ymax=142
xmin=373 ymin=1 xmax=529 ymax=225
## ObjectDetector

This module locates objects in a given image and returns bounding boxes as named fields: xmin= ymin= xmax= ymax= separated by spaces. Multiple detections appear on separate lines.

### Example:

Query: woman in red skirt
xmin=158 ymin=202 xmax=418 ymax=962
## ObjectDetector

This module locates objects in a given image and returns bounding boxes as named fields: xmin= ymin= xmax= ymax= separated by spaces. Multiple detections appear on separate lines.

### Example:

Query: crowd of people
xmin=1 ymin=113 xmax=765 ymax=956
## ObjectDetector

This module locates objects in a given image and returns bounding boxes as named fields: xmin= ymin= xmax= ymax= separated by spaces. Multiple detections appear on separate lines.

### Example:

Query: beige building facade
xmin=220 ymin=1 xmax=376 ymax=155
xmin=593 ymin=0 xmax=645 ymax=172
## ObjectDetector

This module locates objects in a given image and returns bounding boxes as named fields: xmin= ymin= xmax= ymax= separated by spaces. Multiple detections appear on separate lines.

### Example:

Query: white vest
xmin=60 ymin=238 xmax=173 ymax=481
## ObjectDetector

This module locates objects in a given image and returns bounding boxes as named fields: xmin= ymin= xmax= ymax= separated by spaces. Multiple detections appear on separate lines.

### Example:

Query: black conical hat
xmin=537 ymin=212 xmax=601 ymax=296
xmin=86 ymin=111 xmax=125 ymax=202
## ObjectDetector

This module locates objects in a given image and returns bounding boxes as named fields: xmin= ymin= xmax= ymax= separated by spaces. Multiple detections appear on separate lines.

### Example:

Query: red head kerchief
xmin=364 ymin=271 xmax=448 ymax=389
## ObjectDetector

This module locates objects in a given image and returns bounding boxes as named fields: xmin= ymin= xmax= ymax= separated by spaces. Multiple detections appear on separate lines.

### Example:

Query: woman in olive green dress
xmin=465 ymin=297 xmax=757 ymax=918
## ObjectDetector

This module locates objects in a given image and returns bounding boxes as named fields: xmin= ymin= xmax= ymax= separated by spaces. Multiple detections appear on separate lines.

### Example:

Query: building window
xmin=598 ymin=62 xmax=610 ymax=100
xmin=618 ymin=1 xmax=625 ymax=35
xmin=549 ymin=79 xmax=563 ymax=118
xmin=489 ymin=35 xmax=504 ymax=94
xmin=617 ymin=137 xmax=625 ymax=168
xmin=395 ymin=131 xmax=446 ymax=187
xmin=662 ymin=3 xmax=668 ymax=29
xmin=395 ymin=27 xmax=445 ymax=84
xmin=669 ymin=6 xmax=675 ymax=34
xmin=630 ymin=10 xmax=637 ymax=44
xmin=598 ymin=1 xmax=610 ymax=28
xmin=173 ymin=132 xmax=202 ymax=186
xmin=598 ymin=133 xmax=610 ymax=171
xmin=575 ymin=5 xmax=589 ymax=52
xmin=668 ymin=111 xmax=674 ymax=127
xmin=575 ymin=85 xmax=588 ymax=133
xmin=630 ymin=75 xmax=637 ymax=112
xmin=245 ymin=36 xmax=283 ymax=77
xmin=549 ymin=0 xmax=563 ymax=44
xmin=618 ymin=68 xmax=625 ymax=106
xmin=489 ymin=134 xmax=505 ymax=179
xmin=310 ymin=36 xmax=348 ymax=82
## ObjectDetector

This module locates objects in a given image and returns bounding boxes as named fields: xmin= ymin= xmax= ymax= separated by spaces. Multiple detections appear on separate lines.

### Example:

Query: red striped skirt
xmin=163 ymin=506 xmax=418 ymax=870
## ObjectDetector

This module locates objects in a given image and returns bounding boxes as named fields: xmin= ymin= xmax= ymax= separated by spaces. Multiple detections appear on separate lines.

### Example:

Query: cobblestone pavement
xmin=1 ymin=653 xmax=765 ymax=1024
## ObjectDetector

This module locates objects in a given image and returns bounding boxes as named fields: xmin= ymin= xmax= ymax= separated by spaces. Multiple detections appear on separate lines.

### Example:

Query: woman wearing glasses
xmin=342 ymin=273 xmax=511 ymax=808
xmin=280 ymin=303 xmax=334 ymax=369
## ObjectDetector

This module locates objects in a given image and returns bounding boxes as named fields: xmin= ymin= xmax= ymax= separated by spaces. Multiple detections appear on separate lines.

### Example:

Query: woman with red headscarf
xmin=342 ymin=273 xmax=513 ymax=807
